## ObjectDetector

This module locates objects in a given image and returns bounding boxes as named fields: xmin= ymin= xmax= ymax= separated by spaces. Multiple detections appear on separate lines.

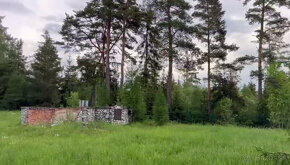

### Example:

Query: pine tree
xmin=138 ymin=0 xmax=161 ymax=84
xmin=243 ymin=0 xmax=290 ymax=101
xmin=77 ymin=53 xmax=103 ymax=106
xmin=29 ymin=31 xmax=62 ymax=107
xmin=137 ymin=0 xmax=163 ymax=118
xmin=153 ymin=89 xmax=169 ymax=125
xmin=61 ymin=0 xmax=122 ymax=102
xmin=192 ymin=0 xmax=238 ymax=122
xmin=154 ymin=0 xmax=196 ymax=110
xmin=118 ymin=0 xmax=142 ymax=87
xmin=264 ymin=12 xmax=290 ymax=66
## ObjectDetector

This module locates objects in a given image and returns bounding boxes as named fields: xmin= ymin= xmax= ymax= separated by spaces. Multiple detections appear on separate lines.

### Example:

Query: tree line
xmin=0 ymin=0 xmax=289 ymax=127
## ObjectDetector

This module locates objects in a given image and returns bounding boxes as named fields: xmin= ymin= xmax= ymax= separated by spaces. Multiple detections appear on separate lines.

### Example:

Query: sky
xmin=0 ymin=0 xmax=289 ymax=86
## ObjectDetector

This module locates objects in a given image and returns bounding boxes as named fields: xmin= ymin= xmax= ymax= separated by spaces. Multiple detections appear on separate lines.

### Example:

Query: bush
xmin=119 ymin=78 xmax=147 ymax=121
xmin=66 ymin=92 xmax=79 ymax=108
xmin=171 ymin=83 xmax=207 ymax=123
xmin=238 ymin=85 xmax=258 ymax=126
xmin=267 ymin=63 xmax=290 ymax=128
xmin=153 ymin=90 xmax=169 ymax=125
xmin=1 ymin=72 xmax=27 ymax=110
xmin=215 ymin=97 xmax=234 ymax=124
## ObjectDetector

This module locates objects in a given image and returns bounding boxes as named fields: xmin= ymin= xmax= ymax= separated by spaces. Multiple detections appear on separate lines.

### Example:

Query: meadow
xmin=0 ymin=111 xmax=289 ymax=165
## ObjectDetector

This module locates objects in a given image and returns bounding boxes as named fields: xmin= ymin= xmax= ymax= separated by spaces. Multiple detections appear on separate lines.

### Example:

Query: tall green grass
xmin=0 ymin=111 xmax=289 ymax=165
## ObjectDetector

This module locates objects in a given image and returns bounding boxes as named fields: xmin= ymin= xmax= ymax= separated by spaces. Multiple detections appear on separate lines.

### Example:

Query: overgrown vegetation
xmin=0 ymin=0 xmax=289 ymax=127
xmin=0 ymin=111 xmax=289 ymax=165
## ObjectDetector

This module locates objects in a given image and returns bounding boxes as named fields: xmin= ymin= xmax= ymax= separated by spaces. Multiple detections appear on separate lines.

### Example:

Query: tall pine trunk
xmin=257 ymin=0 xmax=265 ymax=102
xmin=89 ymin=83 xmax=96 ymax=107
xmin=121 ymin=19 xmax=126 ymax=87
xmin=102 ymin=31 xmax=106 ymax=78
xmin=207 ymin=31 xmax=212 ymax=122
xmin=206 ymin=2 xmax=212 ymax=122
xmin=143 ymin=23 xmax=149 ymax=82
xmin=167 ymin=7 xmax=173 ymax=110
xmin=105 ymin=19 xmax=111 ymax=100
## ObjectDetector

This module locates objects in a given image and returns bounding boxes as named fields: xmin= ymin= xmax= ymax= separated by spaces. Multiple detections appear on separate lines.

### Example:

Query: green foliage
xmin=153 ymin=90 xmax=169 ymax=125
xmin=0 ymin=17 xmax=26 ymax=110
xmin=171 ymin=83 xmax=207 ymax=123
xmin=119 ymin=77 xmax=147 ymax=121
xmin=238 ymin=84 xmax=258 ymax=126
xmin=29 ymin=31 xmax=62 ymax=107
xmin=267 ymin=63 xmax=290 ymax=128
xmin=77 ymin=84 xmax=91 ymax=101
xmin=215 ymin=98 xmax=234 ymax=124
xmin=256 ymin=147 xmax=290 ymax=165
xmin=96 ymin=81 xmax=110 ymax=107
xmin=0 ymin=111 xmax=290 ymax=164
xmin=60 ymin=57 xmax=79 ymax=107
xmin=1 ymin=72 xmax=27 ymax=110
xmin=66 ymin=92 xmax=79 ymax=108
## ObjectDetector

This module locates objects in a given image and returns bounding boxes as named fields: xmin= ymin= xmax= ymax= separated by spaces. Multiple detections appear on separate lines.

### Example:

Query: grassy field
xmin=0 ymin=111 xmax=289 ymax=165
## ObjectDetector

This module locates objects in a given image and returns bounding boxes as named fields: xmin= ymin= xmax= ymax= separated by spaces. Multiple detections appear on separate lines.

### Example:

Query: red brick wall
xmin=26 ymin=108 xmax=80 ymax=125
xmin=27 ymin=108 xmax=56 ymax=125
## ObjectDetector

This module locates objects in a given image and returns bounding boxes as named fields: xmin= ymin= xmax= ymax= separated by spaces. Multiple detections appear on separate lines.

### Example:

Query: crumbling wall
xmin=75 ymin=108 xmax=96 ymax=124
xmin=21 ymin=107 xmax=131 ymax=125
xmin=21 ymin=107 xmax=79 ymax=125
xmin=95 ymin=108 xmax=131 ymax=125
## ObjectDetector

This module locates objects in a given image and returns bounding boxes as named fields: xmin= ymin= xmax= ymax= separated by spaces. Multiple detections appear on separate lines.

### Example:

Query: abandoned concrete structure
xmin=21 ymin=106 xmax=132 ymax=125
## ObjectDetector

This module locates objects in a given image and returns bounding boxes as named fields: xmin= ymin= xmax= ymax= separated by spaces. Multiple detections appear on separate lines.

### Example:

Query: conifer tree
xmin=137 ymin=0 xmax=163 ymax=117
xmin=243 ymin=0 xmax=290 ymax=101
xmin=61 ymin=0 xmax=122 ymax=102
xmin=29 ymin=31 xmax=62 ymax=106
xmin=118 ymin=0 xmax=142 ymax=87
xmin=138 ymin=0 xmax=162 ymax=85
xmin=0 ymin=17 xmax=26 ymax=109
xmin=77 ymin=53 xmax=104 ymax=106
xmin=60 ymin=56 xmax=79 ymax=107
xmin=154 ymin=0 xmax=196 ymax=109
xmin=2 ymin=73 xmax=27 ymax=110
xmin=153 ymin=89 xmax=169 ymax=125
xmin=192 ymin=0 xmax=238 ymax=122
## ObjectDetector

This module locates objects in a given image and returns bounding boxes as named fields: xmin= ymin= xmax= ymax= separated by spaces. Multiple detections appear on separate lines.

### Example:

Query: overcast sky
xmin=0 ymin=0 xmax=289 ymax=86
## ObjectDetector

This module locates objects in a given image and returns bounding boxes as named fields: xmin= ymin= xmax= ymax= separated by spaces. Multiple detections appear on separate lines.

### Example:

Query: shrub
xmin=171 ymin=83 xmax=207 ymax=123
xmin=153 ymin=90 xmax=169 ymax=125
xmin=1 ymin=72 xmax=27 ymax=110
xmin=66 ymin=92 xmax=79 ymax=108
xmin=119 ymin=78 xmax=147 ymax=121
xmin=267 ymin=63 xmax=290 ymax=128
xmin=215 ymin=97 xmax=234 ymax=124
xmin=238 ymin=85 xmax=258 ymax=126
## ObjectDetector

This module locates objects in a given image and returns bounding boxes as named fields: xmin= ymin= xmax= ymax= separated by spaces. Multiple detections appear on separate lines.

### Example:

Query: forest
xmin=0 ymin=0 xmax=290 ymax=129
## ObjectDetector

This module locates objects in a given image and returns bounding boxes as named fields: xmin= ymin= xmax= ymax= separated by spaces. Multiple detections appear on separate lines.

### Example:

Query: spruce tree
xmin=2 ymin=72 xmax=27 ymax=110
xmin=119 ymin=76 xmax=147 ymax=121
xmin=192 ymin=0 xmax=238 ymax=122
xmin=29 ymin=31 xmax=62 ymax=106
xmin=137 ymin=0 xmax=163 ymax=118
xmin=153 ymin=89 xmax=169 ymax=125
xmin=60 ymin=56 xmax=78 ymax=107
xmin=138 ymin=0 xmax=162 ymax=85
xmin=154 ymin=0 xmax=196 ymax=110
xmin=0 ymin=17 xmax=26 ymax=109
xmin=243 ymin=0 xmax=290 ymax=101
